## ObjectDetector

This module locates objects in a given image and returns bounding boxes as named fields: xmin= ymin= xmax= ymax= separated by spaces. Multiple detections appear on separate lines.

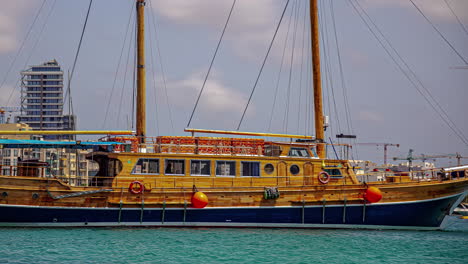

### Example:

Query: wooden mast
xmin=310 ymin=0 xmax=325 ymax=158
xmin=136 ymin=0 xmax=146 ymax=143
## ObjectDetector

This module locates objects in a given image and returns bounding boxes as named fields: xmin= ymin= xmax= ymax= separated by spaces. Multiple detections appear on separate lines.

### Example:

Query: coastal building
xmin=16 ymin=59 xmax=75 ymax=140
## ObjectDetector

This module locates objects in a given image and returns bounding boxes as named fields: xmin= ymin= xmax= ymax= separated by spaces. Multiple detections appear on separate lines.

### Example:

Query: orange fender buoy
xmin=191 ymin=192 xmax=208 ymax=208
xmin=364 ymin=186 xmax=382 ymax=203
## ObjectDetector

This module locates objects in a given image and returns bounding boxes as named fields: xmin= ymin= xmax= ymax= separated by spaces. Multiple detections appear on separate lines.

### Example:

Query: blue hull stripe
xmin=0 ymin=192 xmax=464 ymax=229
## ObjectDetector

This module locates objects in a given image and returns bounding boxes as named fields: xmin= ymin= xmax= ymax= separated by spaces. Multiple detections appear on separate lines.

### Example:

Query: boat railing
xmin=355 ymin=167 xmax=466 ymax=183
xmin=106 ymin=136 xmax=352 ymax=159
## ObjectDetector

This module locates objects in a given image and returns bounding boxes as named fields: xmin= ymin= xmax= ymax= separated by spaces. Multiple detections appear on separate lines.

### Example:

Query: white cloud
xmin=358 ymin=110 xmax=383 ymax=122
xmin=0 ymin=0 xmax=39 ymax=54
xmin=152 ymin=0 xmax=291 ymax=61
xmin=167 ymin=71 xmax=247 ymax=115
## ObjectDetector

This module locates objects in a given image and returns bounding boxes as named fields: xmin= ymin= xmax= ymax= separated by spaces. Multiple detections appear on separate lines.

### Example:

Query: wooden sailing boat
xmin=0 ymin=0 xmax=467 ymax=229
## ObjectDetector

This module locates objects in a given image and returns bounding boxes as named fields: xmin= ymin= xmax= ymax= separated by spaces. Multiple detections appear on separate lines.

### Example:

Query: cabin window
xmin=264 ymin=163 xmax=274 ymax=174
xmin=216 ymin=161 xmax=236 ymax=177
xmin=165 ymin=159 xmax=185 ymax=175
xmin=325 ymin=168 xmax=342 ymax=178
xmin=264 ymin=145 xmax=282 ymax=156
xmin=290 ymin=165 xmax=300 ymax=175
xmin=288 ymin=148 xmax=310 ymax=157
xmin=191 ymin=160 xmax=210 ymax=176
xmin=132 ymin=158 xmax=159 ymax=174
xmin=241 ymin=161 xmax=260 ymax=177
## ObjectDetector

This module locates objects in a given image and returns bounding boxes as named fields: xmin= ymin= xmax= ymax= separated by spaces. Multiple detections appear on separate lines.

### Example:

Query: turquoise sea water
xmin=1 ymin=216 xmax=467 ymax=264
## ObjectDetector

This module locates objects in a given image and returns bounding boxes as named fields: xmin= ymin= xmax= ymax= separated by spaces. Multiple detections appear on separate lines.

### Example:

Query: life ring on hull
xmin=318 ymin=171 xmax=330 ymax=184
xmin=129 ymin=181 xmax=144 ymax=194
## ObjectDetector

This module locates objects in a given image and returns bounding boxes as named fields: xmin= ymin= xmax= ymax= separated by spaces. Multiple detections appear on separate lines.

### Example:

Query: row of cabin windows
xmin=132 ymin=159 xmax=260 ymax=177
xmin=131 ymin=158 xmax=343 ymax=178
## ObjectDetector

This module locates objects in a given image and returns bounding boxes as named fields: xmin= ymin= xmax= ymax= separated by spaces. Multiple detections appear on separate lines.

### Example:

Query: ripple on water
xmin=0 ymin=217 xmax=467 ymax=263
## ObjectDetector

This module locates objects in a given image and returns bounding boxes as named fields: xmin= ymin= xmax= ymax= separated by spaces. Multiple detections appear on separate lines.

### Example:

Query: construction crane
xmin=356 ymin=143 xmax=400 ymax=165
xmin=393 ymin=149 xmax=468 ymax=169
xmin=0 ymin=107 xmax=21 ymax=124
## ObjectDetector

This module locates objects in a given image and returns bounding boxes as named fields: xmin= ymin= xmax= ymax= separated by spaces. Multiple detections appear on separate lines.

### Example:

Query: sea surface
xmin=0 ymin=216 xmax=467 ymax=264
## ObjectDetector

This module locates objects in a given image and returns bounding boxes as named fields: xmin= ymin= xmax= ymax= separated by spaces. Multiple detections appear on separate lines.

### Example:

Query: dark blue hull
xmin=0 ymin=192 xmax=465 ymax=230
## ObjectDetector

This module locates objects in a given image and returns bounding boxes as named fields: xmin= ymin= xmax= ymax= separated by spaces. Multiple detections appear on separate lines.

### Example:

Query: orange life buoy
xmin=318 ymin=171 xmax=330 ymax=184
xmin=129 ymin=181 xmax=144 ymax=194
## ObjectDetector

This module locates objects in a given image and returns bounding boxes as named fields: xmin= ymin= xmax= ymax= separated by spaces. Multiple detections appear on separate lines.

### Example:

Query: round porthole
xmin=290 ymin=165 xmax=300 ymax=175
xmin=264 ymin=164 xmax=274 ymax=174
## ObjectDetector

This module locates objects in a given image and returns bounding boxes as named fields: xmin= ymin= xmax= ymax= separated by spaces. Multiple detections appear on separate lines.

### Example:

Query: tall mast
xmin=136 ymin=0 xmax=146 ymax=143
xmin=310 ymin=0 xmax=325 ymax=158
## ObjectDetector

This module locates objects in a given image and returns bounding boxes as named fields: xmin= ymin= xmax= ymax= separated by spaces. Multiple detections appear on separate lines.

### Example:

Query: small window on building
xmin=325 ymin=168 xmax=342 ymax=178
xmin=165 ymin=159 xmax=185 ymax=175
xmin=241 ymin=161 xmax=260 ymax=177
xmin=264 ymin=163 xmax=274 ymax=174
xmin=132 ymin=158 xmax=159 ymax=174
xmin=288 ymin=148 xmax=310 ymax=157
xmin=191 ymin=160 xmax=210 ymax=176
xmin=216 ymin=161 xmax=236 ymax=177
xmin=290 ymin=165 xmax=300 ymax=175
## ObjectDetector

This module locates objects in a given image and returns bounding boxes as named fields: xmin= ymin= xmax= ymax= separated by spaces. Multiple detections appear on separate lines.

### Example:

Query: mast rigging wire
xmin=267 ymin=1 xmax=295 ymax=133
xmin=6 ymin=0 xmax=57 ymax=107
xmin=186 ymin=0 xmax=237 ymax=128
xmin=103 ymin=1 xmax=135 ymax=128
xmin=353 ymin=0 xmax=468 ymax=146
xmin=349 ymin=0 xmax=468 ymax=147
xmin=409 ymin=0 xmax=468 ymax=65
xmin=65 ymin=0 xmax=94 ymax=119
xmin=282 ymin=1 xmax=300 ymax=133
xmin=443 ymin=0 xmax=468 ymax=37
xmin=237 ymin=0 xmax=291 ymax=131
xmin=1 ymin=0 xmax=47 ymax=105
xmin=117 ymin=16 xmax=136 ymax=128
xmin=148 ymin=0 xmax=174 ymax=134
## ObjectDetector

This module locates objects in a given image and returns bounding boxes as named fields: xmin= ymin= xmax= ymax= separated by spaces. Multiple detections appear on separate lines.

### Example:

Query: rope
xmin=65 ymin=0 xmax=94 ymax=118
xmin=2 ymin=0 xmax=47 ymax=105
xmin=409 ymin=0 xmax=467 ymax=65
xmin=103 ymin=1 xmax=135 ymax=128
xmin=117 ymin=17 xmax=136 ymax=128
xmin=296 ymin=1 xmax=308 ymax=134
xmin=349 ymin=0 xmax=468 ymax=146
xmin=237 ymin=0 xmax=291 ymax=130
xmin=7 ymin=0 xmax=57 ymax=107
xmin=186 ymin=0 xmax=237 ymax=128
xmin=148 ymin=0 xmax=174 ymax=134
xmin=282 ymin=1 xmax=300 ymax=134
xmin=267 ymin=2 xmax=295 ymax=133
xmin=444 ymin=0 xmax=468 ymax=37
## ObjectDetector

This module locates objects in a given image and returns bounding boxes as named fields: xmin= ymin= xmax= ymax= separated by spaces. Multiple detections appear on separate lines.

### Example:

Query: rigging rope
xmin=103 ymin=1 xmax=135 ymax=128
xmin=148 ymin=0 xmax=174 ymax=134
xmin=117 ymin=16 xmax=136 ymax=128
xmin=443 ymin=0 xmax=468 ymax=37
xmin=65 ymin=0 xmax=94 ymax=119
xmin=6 ymin=0 xmax=57 ymax=107
xmin=409 ymin=0 xmax=468 ymax=65
xmin=282 ymin=1 xmax=300 ymax=134
xmin=296 ymin=1 xmax=308 ymax=134
xmin=237 ymin=0 xmax=291 ymax=131
xmin=330 ymin=0 xmax=353 ymax=135
xmin=186 ymin=0 xmax=237 ymax=128
xmin=267 ymin=1 xmax=295 ymax=133
xmin=1 ymin=0 xmax=47 ymax=106
xmin=349 ymin=0 xmax=468 ymax=147
xmin=354 ymin=0 xmax=468 ymax=145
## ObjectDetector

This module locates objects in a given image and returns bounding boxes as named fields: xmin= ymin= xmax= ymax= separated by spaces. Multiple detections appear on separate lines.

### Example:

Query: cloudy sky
xmin=0 ymin=0 xmax=467 ymax=165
